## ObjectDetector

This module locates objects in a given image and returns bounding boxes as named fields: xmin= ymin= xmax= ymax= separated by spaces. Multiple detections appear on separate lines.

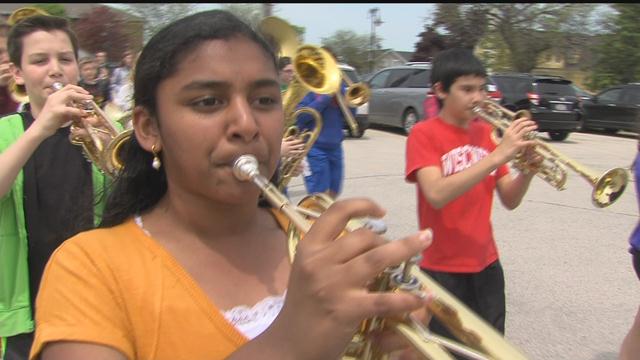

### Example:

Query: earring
xmin=151 ymin=144 xmax=162 ymax=170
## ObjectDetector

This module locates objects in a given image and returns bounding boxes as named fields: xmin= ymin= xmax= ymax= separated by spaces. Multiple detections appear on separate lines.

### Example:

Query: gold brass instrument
xmin=278 ymin=107 xmax=322 ymax=191
xmin=337 ymin=71 xmax=370 ymax=137
xmin=233 ymin=154 xmax=529 ymax=360
xmin=473 ymin=100 xmax=628 ymax=208
xmin=52 ymin=82 xmax=131 ymax=177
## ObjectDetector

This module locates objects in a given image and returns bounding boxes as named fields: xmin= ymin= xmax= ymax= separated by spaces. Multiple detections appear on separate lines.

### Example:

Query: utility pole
xmin=368 ymin=7 xmax=383 ymax=73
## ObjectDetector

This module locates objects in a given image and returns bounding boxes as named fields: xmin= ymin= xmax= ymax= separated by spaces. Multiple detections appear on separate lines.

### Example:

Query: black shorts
xmin=422 ymin=260 xmax=506 ymax=338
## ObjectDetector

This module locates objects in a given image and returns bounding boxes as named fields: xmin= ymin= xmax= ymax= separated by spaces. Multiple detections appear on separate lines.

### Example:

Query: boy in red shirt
xmin=405 ymin=48 xmax=541 ymax=336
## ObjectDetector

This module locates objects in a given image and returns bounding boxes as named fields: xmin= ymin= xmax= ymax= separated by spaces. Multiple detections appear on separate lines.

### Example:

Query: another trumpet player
xmin=0 ymin=20 xmax=20 ymax=115
xmin=0 ymin=13 xmax=111 ymax=359
xmin=405 ymin=48 xmax=542 ymax=338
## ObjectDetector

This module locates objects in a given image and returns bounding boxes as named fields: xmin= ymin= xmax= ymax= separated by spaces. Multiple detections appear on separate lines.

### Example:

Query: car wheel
xmin=548 ymin=131 xmax=569 ymax=141
xmin=402 ymin=109 xmax=418 ymax=135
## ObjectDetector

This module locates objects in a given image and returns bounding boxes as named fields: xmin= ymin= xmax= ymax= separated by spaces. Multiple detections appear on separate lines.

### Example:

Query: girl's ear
xmin=132 ymin=106 xmax=161 ymax=152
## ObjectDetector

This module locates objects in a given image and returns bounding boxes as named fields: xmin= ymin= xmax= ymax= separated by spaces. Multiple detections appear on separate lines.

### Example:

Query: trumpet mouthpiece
xmin=232 ymin=155 xmax=259 ymax=181
xmin=51 ymin=82 xmax=64 ymax=91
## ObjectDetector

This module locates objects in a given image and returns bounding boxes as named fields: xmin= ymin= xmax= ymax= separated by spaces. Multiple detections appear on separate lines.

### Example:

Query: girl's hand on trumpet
xmin=261 ymin=198 xmax=433 ymax=360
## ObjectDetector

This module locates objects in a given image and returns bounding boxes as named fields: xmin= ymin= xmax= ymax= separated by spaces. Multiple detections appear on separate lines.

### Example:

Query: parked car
xmin=365 ymin=64 xmax=432 ymax=134
xmin=581 ymin=83 xmax=640 ymax=134
xmin=489 ymin=73 xmax=582 ymax=141
xmin=338 ymin=63 xmax=369 ymax=138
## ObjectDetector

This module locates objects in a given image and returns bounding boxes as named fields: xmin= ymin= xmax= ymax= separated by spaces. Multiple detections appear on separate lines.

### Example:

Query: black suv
xmin=581 ymin=83 xmax=640 ymax=134
xmin=490 ymin=73 xmax=582 ymax=141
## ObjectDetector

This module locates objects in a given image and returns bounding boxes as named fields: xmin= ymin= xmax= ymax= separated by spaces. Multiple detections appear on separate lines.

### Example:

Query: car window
xmin=598 ymin=88 xmax=623 ymax=103
xmin=386 ymin=69 xmax=416 ymax=88
xmin=341 ymin=69 xmax=360 ymax=83
xmin=368 ymin=70 xmax=391 ymax=89
xmin=621 ymin=88 xmax=640 ymax=105
xmin=534 ymin=80 xmax=576 ymax=96
xmin=492 ymin=77 xmax=531 ymax=94
xmin=404 ymin=69 xmax=431 ymax=88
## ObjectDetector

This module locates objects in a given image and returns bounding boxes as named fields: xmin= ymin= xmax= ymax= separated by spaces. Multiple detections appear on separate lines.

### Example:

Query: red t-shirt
xmin=405 ymin=116 xmax=509 ymax=273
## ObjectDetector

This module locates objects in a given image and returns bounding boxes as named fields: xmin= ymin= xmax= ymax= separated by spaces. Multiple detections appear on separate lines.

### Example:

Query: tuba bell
xmin=473 ymin=100 xmax=629 ymax=208
xmin=233 ymin=154 xmax=530 ymax=360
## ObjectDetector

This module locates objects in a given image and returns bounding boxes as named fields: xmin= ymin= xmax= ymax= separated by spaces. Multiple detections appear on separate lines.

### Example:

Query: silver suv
xmin=364 ymin=63 xmax=431 ymax=134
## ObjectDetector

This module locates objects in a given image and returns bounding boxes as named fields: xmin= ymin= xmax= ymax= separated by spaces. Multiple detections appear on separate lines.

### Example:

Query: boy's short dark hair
xmin=7 ymin=14 xmax=79 ymax=68
xmin=79 ymin=56 xmax=95 ymax=67
xmin=278 ymin=56 xmax=291 ymax=71
xmin=431 ymin=48 xmax=487 ymax=93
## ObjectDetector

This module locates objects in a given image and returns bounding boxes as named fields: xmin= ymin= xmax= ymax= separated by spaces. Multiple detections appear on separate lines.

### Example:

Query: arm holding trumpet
xmin=0 ymin=83 xmax=93 ymax=197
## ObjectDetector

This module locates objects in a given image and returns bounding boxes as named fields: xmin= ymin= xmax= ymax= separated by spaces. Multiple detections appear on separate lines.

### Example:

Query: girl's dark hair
xmin=101 ymin=10 xmax=278 ymax=227
xmin=431 ymin=48 xmax=487 ymax=107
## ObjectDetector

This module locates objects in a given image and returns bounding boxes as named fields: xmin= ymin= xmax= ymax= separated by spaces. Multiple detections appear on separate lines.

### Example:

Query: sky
xmin=198 ymin=4 xmax=436 ymax=52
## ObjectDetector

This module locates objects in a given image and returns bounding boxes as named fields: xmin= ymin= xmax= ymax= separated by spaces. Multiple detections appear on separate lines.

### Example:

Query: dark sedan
xmin=582 ymin=83 xmax=640 ymax=134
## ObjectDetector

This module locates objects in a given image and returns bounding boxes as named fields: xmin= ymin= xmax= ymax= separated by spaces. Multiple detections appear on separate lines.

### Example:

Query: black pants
xmin=4 ymin=332 xmax=33 ymax=360
xmin=422 ymin=260 xmax=506 ymax=340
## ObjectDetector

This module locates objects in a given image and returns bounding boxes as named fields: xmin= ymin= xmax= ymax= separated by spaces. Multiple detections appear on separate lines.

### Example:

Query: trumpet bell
xmin=592 ymin=167 xmax=629 ymax=208
xmin=346 ymin=83 xmax=370 ymax=107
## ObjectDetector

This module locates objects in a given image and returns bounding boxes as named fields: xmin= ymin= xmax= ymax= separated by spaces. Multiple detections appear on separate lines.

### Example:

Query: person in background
xmin=405 ymin=48 xmax=541 ymax=338
xmin=28 ymin=10 xmax=433 ymax=360
xmin=295 ymin=46 xmax=354 ymax=199
xmin=0 ymin=13 xmax=112 ymax=360
xmin=94 ymin=50 xmax=110 ymax=82
xmin=109 ymin=50 xmax=133 ymax=103
xmin=0 ymin=21 xmax=20 ymax=115
xmin=277 ymin=56 xmax=294 ymax=93
xmin=77 ymin=56 xmax=110 ymax=109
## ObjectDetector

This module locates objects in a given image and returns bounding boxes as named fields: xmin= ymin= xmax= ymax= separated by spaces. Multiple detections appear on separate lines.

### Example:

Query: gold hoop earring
xmin=151 ymin=144 xmax=162 ymax=170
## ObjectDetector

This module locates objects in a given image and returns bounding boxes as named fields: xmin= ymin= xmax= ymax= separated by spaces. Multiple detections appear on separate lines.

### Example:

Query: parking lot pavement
xmin=287 ymin=129 xmax=639 ymax=360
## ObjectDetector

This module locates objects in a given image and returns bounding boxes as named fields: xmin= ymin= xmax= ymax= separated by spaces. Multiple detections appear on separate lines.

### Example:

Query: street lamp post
xmin=368 ymin=7 xmax=383 ymax=73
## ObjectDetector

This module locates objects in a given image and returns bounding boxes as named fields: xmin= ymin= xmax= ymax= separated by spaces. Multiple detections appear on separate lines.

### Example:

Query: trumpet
xmin=233 ymin=154 xmax=529 ymax=360
xmin=472 ymin=100 xmax=628 ymax=208
xmin=52 ymin=82 xmax=130 ymax=177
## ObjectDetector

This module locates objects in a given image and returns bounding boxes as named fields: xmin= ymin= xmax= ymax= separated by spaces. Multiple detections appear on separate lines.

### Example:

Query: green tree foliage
xmin=124 ymin=4 xmax=196 ymax=43
xmin=588 ymin=4 xmax=640 ymax=90
xmin=320 ymin=30 xmax=376 ymax=73
xmin=427 ymin=4 xmax=595 ymax=73
xmin=432 ymin=4 xmax=489 ymax=49
xmin=72 ymin=6 xmax=132 ymax=62
xmin=33 ymin=3 xmax=66 ymax=18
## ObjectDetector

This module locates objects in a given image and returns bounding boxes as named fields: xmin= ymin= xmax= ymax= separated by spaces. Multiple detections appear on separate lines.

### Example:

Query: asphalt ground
xmin=287 ymin=128 xmax=638 ymax=360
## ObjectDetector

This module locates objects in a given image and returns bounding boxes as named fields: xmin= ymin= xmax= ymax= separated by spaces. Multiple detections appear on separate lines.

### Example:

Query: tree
xmin=72 ymin=6 xmax=132 ymax=62
xmin=124 ymin=4 xmax=196 ymax=43
xmin=588 ymin=4 xmax=640 ymax=90
xmin=33 ymin=3 xmax=66 ymax=18
xmin=411 ymin=25 xmax=448 ymax=62
xmin=484 ymin=4 xmax=594 ymax=73
xmin=426 ymin=4 xmax=596 ymax=73
xmin=320 ymin=30 xmax=375 ymax=73
xmin=432 ymin=4 xmax=489 ymax=50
